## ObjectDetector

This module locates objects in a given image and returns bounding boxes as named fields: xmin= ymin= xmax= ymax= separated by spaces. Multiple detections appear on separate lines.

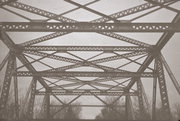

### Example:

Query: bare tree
xmin=35 ymin=100 xmax=81 ymax=119
xmin=95 ymin=97 xmax=126 ymax=120
xmin=132 ymin=97 xmax=151 ymax=120
xmin=172 ymin=103 xmax=180 ymax=121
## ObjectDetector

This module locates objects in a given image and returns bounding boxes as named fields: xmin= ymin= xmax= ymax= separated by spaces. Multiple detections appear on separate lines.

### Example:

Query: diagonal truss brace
xmin=126 ymin=13 xmax=180 ymax=90
xmin=9 ymin=1 xmax=159 ymax=47
xmin=0 ymin=30 xmax=49 ymax=90
xmin=0 ymin=52 xmax=10 ymax=71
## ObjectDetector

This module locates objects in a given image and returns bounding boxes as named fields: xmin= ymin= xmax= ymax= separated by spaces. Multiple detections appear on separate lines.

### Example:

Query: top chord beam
xmin=21 ymin=46 xmax=149 ymax=52
xmin=0 ymin=22 xmax=179 ymax=32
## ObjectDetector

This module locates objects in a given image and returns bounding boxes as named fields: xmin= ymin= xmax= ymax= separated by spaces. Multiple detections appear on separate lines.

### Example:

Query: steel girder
xmin=23 ymin=50 xmax=146 ymax=65
xmin=36 ymin=90 xmax=137 ymax=96
xmin=7 ymin=1 xmax=155 ymax=23
xmin=155 ymin=57 xmax=171 ymax=120
xmin=50 ymin=105 xmax=125 ymax=108
xmin=4 ymin=0 xmax=174 ymax=49
xmin=0 ymin=53 xmax=15 ymax=117
xmin=0 ymin=22 xmax=179 ymax=32
xmin=152 ymin=60 xmax=158 ymax=120
xmin=0 ymin=0 xmax=179 ymax=120
xmin=5 ymin=1 xmax=162 ymax=47
xmin=0 ymin=30 xmax=50 ymax=90
xmin=23 ymin=50 xmax=81 ymax=64
xmin=13 ymin=59 xmax=19 ymax=119
xmin=38 ymin=92 xmax=50 ymax=119
xmin=21 ymin=46 xmax=149 ymax=52
xmin=126 ymin=13 xmax=180 ymax=90
xmin=160 ymin=54 xmax=180 ymax=94
xmin=125 ymin=94 xmax=135 ymax=120
xmin=136 ymin=78 xmax=146 ymax=119
xmin=0 ymin=0 xmax=16 ymax=6
xmin=42 ymin=92 xmax=50 ymax=119
xmin=51 ymin=81 xmax=124 ymax=90
xmin=15 ymin=71 xmax=156 ymax=78
xmin=27 ymin=78 xmax=37 ymax=119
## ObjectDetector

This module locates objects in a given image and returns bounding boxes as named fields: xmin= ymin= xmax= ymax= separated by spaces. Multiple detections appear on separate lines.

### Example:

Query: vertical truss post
xmin=19 ymin=79 xmax=33 ymax=118
xmin=125 ymin=95 xmax=129 ymax=120
xmin=39 ymin=90 xmax=51 ymax=119
xmin=14 ymin=58 xmax=19 ymax=119
xmin=156 ymin=56 xmax=171 ymax=120
xmin=152 ymin=59 xmax=157 ymax=120
xmin=39 ymin=94 xmax=47 ymax=119
xmin=136 ymin=77 xmax=146 ymax=119
xmin=46 ymin=92 xmax=50 ymax=119
xmin=0 ymin=52 xmax=15 ymax=118
xmin=125 ymin=93 xmax=135 ymax=120
xmin=27 ymin=78 xmax=37 ymax=119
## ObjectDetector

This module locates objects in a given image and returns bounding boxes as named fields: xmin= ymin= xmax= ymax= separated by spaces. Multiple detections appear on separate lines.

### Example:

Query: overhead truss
xmin=0 ymin=0 xmax=180 ymax=120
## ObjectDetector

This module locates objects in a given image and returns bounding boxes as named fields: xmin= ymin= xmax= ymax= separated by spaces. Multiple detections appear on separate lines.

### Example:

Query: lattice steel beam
xmin=1 ymin=22 xmax=179 ymax=32
xmin=51 ymin=105 xmax=125 ymax=107
xmin=22 ymin=51 xmax=129 ymax=73
xmin=0 ymin=30 xmax=49 ymax=90
xmin=152 ymin=61 xmax=157 ymax=120
xmin=0 ymin=53 xmax=15 ymax=116
xmin=0 ymin=0 xmax=16 ymax=6
xmin=125 ymin=94 xmax=135 ymax=120
xmin=13 ymin=59 xmax=19 ymax=119
xmin=145 ymin=0 xmax=179 ymax=13
xmin=17 ymin=55 xmax=50 ymax=89
xmin=15 ymin=71 xmax=156 ymax=77
xmin=20 ymin=32 xmax=68 ymax=46
xmin=9 ymin=1 xmax=161 ymax=47
xmin=0 ymin=52 xmax=10 ymax=71
xmin=7 ymin=1 xmax=161 ymax=23
xmin=19 ymin=78 xmax=33 ymax=118
xmin=21 ymin=46 xmax=149 ymax=52
xmin=27 ymin=78 xmax=37 ymax=119
xmin=39 ymin=93 xmax=50 ymax=119
xmin=91 ymin=0 xmax=172 ymax=23
xmin=45 ymin=92 xmax=50 ymax=119
xmin=90 ymin=51 xmax=146 ymax=64
xmin=8 ymin=2 xmax=75 ymax=22
xmin=45 ymin=0 xmax=99 ymax=22
xmin=51 ymin=81 xmax=124 ymax=91
xmin=88 ymin=63 xmax=129 ymax=72
xmin=100 ymin=32 xmax=151 ymax=47
xmin=6 ymin=0 xmax=171 ymax=48
xmin=160 ymin=53 xmax=180 ymax=94
xmin=126 ymin=13 xmax=180 ymax=90
xmin=136 ymin=78 xmax=146 ymax=119
xmin=36 ymin=90 xmax=137 ymax=96
xmin=23 ymin=51 xmax=81 ymax=64
xmin=155 ymin=57 xmax=171 ymax=120
xmin=64 ymin=0 xmax=120 ymax=23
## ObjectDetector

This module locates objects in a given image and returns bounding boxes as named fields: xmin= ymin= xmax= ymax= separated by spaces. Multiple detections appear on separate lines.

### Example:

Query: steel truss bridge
xmin=0 ymin=0 xmax=180 ymax=120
